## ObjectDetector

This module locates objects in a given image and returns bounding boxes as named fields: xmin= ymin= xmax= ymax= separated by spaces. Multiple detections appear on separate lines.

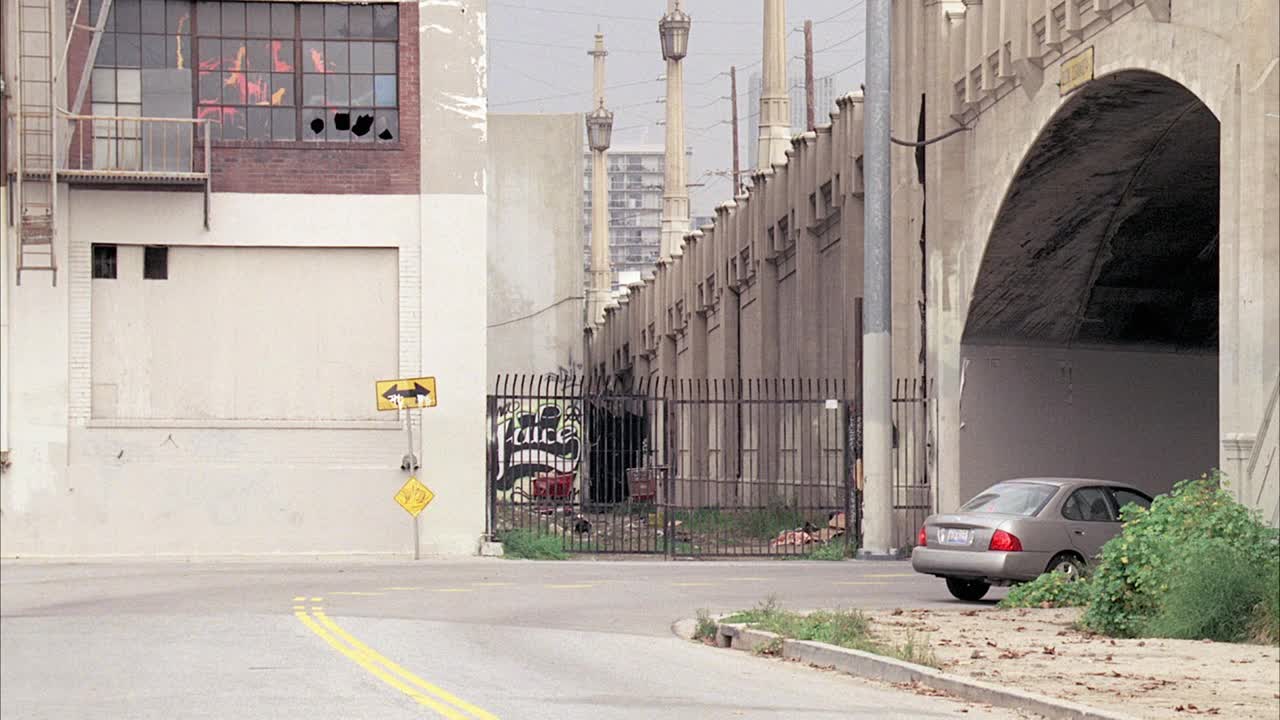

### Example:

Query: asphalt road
xmin=1 ymin=558 xmax=1028 ymax=719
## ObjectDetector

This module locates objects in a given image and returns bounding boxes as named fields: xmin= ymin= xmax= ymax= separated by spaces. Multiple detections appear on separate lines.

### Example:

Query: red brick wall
xmin=206 ymin=2 xmax=420 ymax=194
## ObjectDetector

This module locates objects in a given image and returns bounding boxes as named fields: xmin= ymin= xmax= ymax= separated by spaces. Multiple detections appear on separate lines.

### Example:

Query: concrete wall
xmin=487 ymin=113 xmax=585 ymax=378
xmin=958 ymin=344 xmax=1218 ymax=503
xmin=0 ymin=0 xmax=489 ymax=557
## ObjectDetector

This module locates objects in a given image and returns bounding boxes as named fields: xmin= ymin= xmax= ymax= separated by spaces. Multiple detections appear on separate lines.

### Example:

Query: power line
xmin=814 ymin=0 xmax=867 ymax=25
xmin=489 ymin=1 xmax=757 ymax=26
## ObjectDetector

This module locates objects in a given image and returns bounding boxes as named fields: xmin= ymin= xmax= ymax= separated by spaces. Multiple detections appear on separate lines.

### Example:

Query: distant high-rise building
xmin=583 ymin=145 xmax=665 ymax=287
xmin=746 ymin=62 xmax=835 ymax=170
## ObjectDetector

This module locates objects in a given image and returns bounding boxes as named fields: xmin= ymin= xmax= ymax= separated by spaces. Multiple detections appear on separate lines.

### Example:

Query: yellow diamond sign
xmin=394 ymin=477 xmax=435 ymax=517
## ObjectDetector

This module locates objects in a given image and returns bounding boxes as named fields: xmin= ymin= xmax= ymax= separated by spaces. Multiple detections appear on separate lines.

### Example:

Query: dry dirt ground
xmin=865 ymin=608 xmax=1280 ymax=719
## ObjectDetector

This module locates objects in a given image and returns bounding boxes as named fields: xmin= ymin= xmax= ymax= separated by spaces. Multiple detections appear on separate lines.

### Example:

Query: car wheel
xmin=945 ymin=577 xmax=991 ymax=602
xmin=1046 ymin=552 xmax=1085 ymax=580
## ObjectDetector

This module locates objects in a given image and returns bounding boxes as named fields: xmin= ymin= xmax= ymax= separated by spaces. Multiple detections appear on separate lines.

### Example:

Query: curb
xmin=713 ymin=623 xmax=1139 ymax=720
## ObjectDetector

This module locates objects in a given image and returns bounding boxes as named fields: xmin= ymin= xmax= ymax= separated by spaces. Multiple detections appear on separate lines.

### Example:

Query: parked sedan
xmin=911 ymin=478 xmax=1153 ymax=601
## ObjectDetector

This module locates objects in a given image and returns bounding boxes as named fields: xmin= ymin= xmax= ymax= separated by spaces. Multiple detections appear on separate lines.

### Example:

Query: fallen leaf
xmin=892 ymin=608 xmax=904 ymax=616
xmin=1043 ymin=646 xmax=1057 ymax=655
xmin=961 ymin=610 xmax=978 ymax=617
xmin=1015 ymin=626 xmax=1027 ymax=632
xmin=986 ymin=641 xmax=997 ymax=647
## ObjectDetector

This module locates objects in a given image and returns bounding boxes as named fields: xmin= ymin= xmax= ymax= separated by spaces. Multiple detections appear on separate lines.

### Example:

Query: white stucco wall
xmin=958 ymin=344 xmax=1219 ymax=503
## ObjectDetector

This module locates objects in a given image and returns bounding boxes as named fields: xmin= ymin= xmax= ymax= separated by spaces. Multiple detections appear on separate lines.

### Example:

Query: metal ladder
xmin=14 ymin=0 xmax=59 ymax=286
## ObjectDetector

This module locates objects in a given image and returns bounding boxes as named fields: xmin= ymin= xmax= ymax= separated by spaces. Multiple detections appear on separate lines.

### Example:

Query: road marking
xmin=292 ymin=605 xmax=306 ymax=611
xmin=544 ymin=584 xmax=594 ymax=589
xmin=292 ymin=596 xmax=306 ymax=601
xmin=310 ymin=597 xmax=324 ymax=602
xmin=834 ymin=581 xmax=890 ymax=586
xmin=330 ymin=591 xmax=386 ymax=596
xmin=295 ymin=609 xmax=497 ymax=720
xmin=381 ymin=586 xmax=424 ymax=591
xmin=431 ymin=588 xmax=474 ymax=593
xmin=672 ymin=582 xmax=718 ymax=587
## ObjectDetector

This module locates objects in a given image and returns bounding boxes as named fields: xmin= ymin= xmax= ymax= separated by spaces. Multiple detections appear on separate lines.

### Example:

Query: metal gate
xmin=891 ymin=378 xmax=935 ymax=550
xmin=486 ymin=375 xmax=859 ymax=558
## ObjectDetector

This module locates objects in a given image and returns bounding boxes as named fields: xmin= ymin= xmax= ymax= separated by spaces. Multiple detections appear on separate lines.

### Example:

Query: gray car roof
xmin=997 ymin=477 xmax=1140 ymax=489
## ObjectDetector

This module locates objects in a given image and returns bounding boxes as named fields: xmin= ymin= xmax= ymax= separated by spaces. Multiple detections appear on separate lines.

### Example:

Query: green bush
xmin=499 ymin=529 xmax=568 ymax=560
xmin=999 ymin=569 xmax=1094 ymax=609
xmin=1144 ymin=539 xmax=1279 ymax=643
xmin=1081 ymin=473 xmax=1279 ymax=638
xmin=804 ymin=542 xmax=850 ymax=561
xmin=721 ymin=598 xmax=939 ymax=667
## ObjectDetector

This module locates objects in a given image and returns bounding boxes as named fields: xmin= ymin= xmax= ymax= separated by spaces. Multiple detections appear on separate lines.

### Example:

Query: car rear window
xmin=960 ymin=483 xmax=1059 ymax=516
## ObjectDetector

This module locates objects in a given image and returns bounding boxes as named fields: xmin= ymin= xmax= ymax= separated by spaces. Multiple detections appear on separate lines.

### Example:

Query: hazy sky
xmin=487 ymin=1 xmax=868 ymax=215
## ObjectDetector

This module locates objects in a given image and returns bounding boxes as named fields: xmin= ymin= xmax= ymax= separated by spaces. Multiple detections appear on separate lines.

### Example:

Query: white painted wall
xmin=958 ymin=344 xmax=1219 ymax=503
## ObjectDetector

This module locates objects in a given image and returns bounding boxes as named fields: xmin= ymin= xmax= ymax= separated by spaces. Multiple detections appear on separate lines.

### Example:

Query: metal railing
xmin=60 ymin=112 xmax=211 ymax=179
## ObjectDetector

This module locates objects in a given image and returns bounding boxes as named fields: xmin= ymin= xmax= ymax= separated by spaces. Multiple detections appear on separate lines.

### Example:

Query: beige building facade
xmin=590 ymin=0 xmax=1279 ymax=537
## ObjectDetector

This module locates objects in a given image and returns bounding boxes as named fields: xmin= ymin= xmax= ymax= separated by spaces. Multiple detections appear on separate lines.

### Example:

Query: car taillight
xmin=989 ymin=529 xmax=1022 ymax=552
xmin=917 ymin=525 xmax=928 ymax=547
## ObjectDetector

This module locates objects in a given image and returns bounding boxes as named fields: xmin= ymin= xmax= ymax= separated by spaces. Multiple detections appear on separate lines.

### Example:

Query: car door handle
xmin=1072 ymin=530 xmax=1085 ymax=536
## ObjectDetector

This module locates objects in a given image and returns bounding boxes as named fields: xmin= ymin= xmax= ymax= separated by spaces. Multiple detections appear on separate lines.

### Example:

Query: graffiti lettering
xmin=494 ymin=402 xmax=582 ymax=492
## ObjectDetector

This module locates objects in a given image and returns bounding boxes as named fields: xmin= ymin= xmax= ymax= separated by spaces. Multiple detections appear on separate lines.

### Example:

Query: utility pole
xmin=804 ymin=19 xmax=816 ymax=131
xmin=861 ymin=0 xmax=894 ymax=556
xmin=730 ymin=65 xmax=741 ymax=195
xmin=757 ymin=0 xmax=790 ymax=169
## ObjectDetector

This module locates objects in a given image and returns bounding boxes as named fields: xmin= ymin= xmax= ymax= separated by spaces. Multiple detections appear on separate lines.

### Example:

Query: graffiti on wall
xmin=493 ymin=401 xmax=583 ymax=493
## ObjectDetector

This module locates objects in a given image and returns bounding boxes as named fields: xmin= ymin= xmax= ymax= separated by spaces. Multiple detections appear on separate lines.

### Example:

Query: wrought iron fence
xmin=892 ymin=377 xmax=935 ymax=550
xmin=486 ymin=375 xmax=859 ymax=558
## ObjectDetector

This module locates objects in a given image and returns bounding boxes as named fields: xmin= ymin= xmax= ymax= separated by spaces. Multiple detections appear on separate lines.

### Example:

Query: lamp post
xmin=658 ymin=0 xmax=690 ymax=262
xmin=758 ymin=0 xmax=790 ymax=169
xmin=586 ymin=32 xmax=614 ymax=328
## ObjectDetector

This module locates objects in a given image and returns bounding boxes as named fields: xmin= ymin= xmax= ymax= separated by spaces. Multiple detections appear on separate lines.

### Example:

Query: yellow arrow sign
xmin=394 ymin=477 xmax=435 ymax=517
xmin=376 ymin=376 xmax=437 ymax=411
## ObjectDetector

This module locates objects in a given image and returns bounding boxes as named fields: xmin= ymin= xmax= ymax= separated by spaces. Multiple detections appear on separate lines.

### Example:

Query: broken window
xmin=90 ymin=1 xmax=399 ymax=144
xmin=93 ymin=245 xmax=118 ymax=279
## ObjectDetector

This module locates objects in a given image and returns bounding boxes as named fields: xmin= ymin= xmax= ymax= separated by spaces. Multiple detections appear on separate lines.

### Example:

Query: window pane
xmin=350 ymin=110 xmax=375 ymax=141
xmin=117 ymin=34 xmax=142 ymax=67
xmin=141 ymin=0 xmax=165 ymax=33
xmin=271 ymin=3 xmax=294 ymax=36
xmin=349 ymin=5 xmax=373 ymax=38
xmin=373 ymin=5 xmax=397 ymax=39
xmin=91 ymin=0 xmax=115 ymax=30
xmin=221 ymin=2 xmax=245 ymax=36
xmin=350 ymin=75 xmax=373 ymax=106
xmin=302 ymin=74 xmax=324 ymax=105
xmin=374 ymin=109 xmax=398 ymax=142
xmin=373 ymin=42 xmax=395 ymax=73
xmin=222 ymin=72 xmax=246 ymax=104
xmin=302 ymin=41 xmax=326 ymax=72
xmin=270 ymin=73 xmax=294 ymax=105
xmin=961 ymin=482 xmax=1058 ymax=516
xmin=245 ymin=40 xmax=269 ymax=71
xmin=92 ymin=103 xmax=116 ymax=134
xmin=197 ymin=70 xmax=220 ymax=104
xmin=272 ymin=108 xmax=295 ymax=140
xmin=197 ymin=38 xmax=220 ymax=69
xmin=117 ymin=69 xmax=141 ymax=103
xmin=374 ymin=75 xmax=395 ymax=107
xmin=245 ymin=2 xmax=270 ymax=37
xmin=324 ymin=5 xmax=349 ymax=38
xmin=300 ymin=5 xmax=324 ymax=37
xmin=247 ymin=106 xmax=270 ymax=140
xmin=325 ymin=75 xmax=349 ymax=105
xmin=246 ymin=73 xmax=268 ymax=104
xmin=166 ymin=36 xmax=190 ymax=70
xmin=195 ymin=1 xmax=219 ymax=35
xmin=349 ymin=42 xmax=372 ymax=73
xmin=324 ymin=41 xmax=348 ymax=72
xmin=115 ymin=0 xmax=141 ymax=32
xmin=95 ymin=34 xmax=116 ymax=66
xmin=144 ymin=246 xmax=168 ymax=280
xmin=93 ymin=245 xmax=118 ymax=279
xmin=270 ymin=40 xmax=293 ymax=72
xmin=302 ymin=108 xmax=326 ymax=140
xmin=326 ymin=109 xmax=351 ymax=141
xmin=167 ymin=0 xmax=192 ymax=35
xmin=222 ymin=107 xmax=246 ymax=139
xmin=92 ymin=68 xmax=115 ymax=102
xmin=142 ymin=35 xmax=166 ymax=68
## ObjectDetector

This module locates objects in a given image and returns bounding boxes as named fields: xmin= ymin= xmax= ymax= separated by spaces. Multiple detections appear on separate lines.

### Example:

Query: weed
xmin=805 ymin=542 xmax=849 ymax=561
xmin=693 ymin=609 xmax=719 ymax=642
xmin=499 ymin=529 xmax=568 ymax=560
xmin=1144 ymin=539 xmax=1279 ymax=643
xmin=1000 ymin=569 xmax=1093 ymax=609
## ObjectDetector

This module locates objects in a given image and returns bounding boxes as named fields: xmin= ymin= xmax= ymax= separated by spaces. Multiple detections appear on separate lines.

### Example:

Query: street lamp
xmin=658 ymin=2 xmax=691 ymax=61
xmin=586 ymin=102 xmax=614 ymax=152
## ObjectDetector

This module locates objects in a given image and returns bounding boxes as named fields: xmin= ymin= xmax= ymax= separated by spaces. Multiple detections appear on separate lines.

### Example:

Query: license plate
xmin=939 ymin=528 xmax=972 ymax=545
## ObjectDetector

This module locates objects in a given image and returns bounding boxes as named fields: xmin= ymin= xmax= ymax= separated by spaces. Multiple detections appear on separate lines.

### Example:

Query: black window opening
xmin=93 ymin=245 xmax=118 ymax=279
xmin=144 ymin=246 xmax=169 ymax=279
xmin=89 ymin=0 xmax=400 ymax=143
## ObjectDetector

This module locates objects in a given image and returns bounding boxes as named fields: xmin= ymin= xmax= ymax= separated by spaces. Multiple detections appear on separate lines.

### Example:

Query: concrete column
xmin=588 ymin=33 xmax=611 ymax=327
xmin=757 ymin=0 xmax=791 ymax=169
xmin=660 ymin=1 xmax=690 ymax=262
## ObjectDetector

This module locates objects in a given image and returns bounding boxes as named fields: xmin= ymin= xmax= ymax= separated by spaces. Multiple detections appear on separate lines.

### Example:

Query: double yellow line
xmin=294 ymin=606 xmax=498 ymax=720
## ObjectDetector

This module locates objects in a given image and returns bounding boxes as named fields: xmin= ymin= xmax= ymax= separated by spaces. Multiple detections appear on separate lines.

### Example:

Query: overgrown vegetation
xmin=999 ymin=568 xmax=1094 ymax=609
xmin=803 ymin=541 xmax=850 ymax=561
xmin=1000 ymin=473 xmax=1279 ymax=645
xmin=674 ymin=506 xmax=811 ymax=540
xmin=498 ymin=529 xmax=568 ymax=560
xmin=721 ymin=598 xmax=940 ymax=667
xmin=1081 ymin=473 xmax=1279 ymax=641
xmin=693 ymin=609 xmax=719 ymax=642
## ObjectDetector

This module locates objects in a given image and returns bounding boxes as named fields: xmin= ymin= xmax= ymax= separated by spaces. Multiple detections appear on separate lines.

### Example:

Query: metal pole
xmin=804 ymin=20 xmax=816 ymax=132
xmin=417 ymin=404 xmax=426 ymax=561
xmin=730 ymin=66 xmax=741 ymax=195
xmin=861 ymin=0 xmax=894 ymax=557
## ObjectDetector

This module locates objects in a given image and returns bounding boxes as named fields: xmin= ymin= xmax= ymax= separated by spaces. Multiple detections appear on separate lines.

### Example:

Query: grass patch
xmin=498 ymin=529 xmax=568 ymax=560
xmin=1144 ymin=539 xmax=1279 ymax=643
xmin=804 ymin=542 xmax=849 ymax=561
xmin=721 ymin=598 xmax=939 ymax=667
xmin=693 ymin=609 xmax=719 ymax=642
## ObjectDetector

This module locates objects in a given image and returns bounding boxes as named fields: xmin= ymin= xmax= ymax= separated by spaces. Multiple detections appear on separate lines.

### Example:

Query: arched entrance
xmin=959 ymin=71 xmax=1220 ymax=501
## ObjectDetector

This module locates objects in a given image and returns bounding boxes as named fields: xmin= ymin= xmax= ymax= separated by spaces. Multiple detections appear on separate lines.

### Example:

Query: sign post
xmin=379 ymin=376 xmax=439 ymax=560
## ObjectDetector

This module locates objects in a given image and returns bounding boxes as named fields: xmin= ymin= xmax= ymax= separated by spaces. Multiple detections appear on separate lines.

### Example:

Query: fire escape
xmin=6 ymin=0 xmax=210 ymax=286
